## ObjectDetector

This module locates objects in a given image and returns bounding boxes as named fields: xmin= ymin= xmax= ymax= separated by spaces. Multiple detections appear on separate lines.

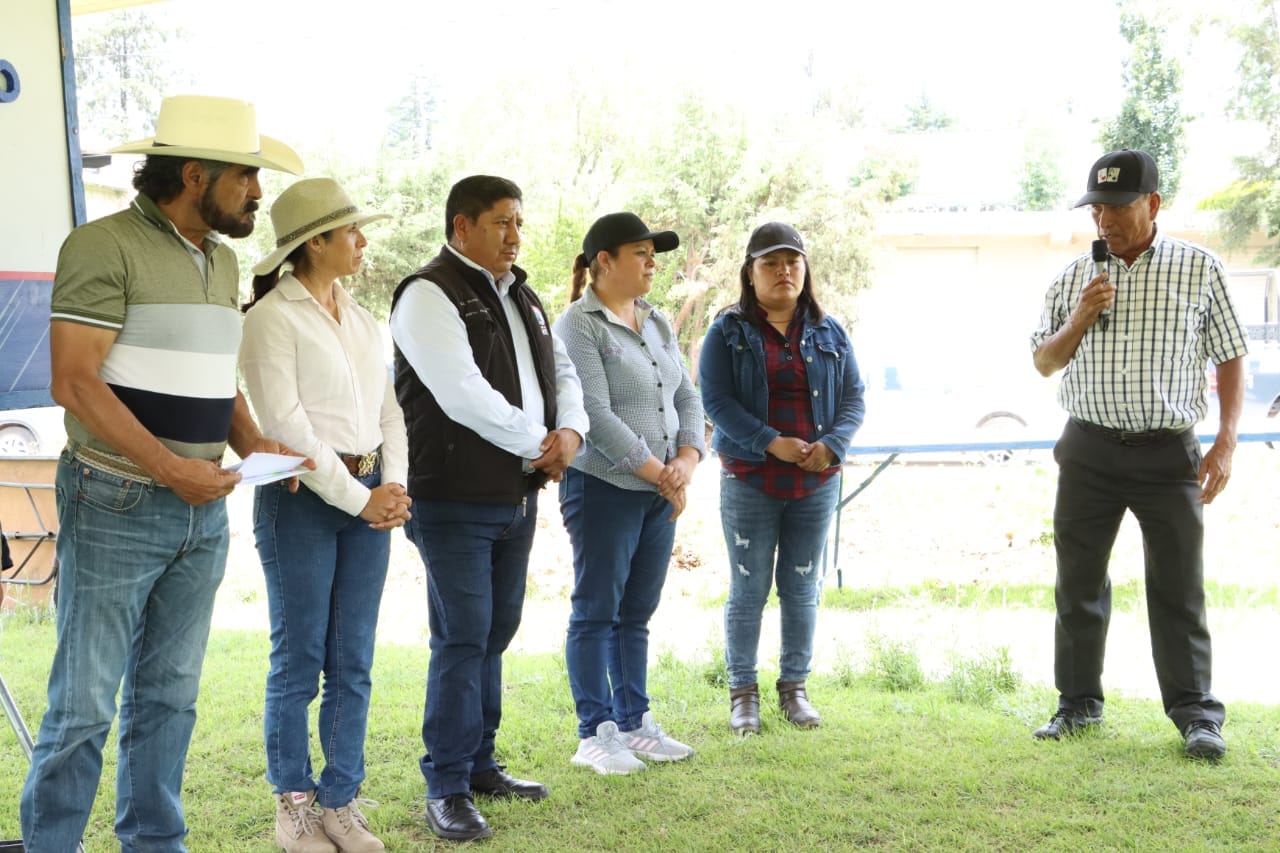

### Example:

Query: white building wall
xmin=0 ymin=0 xmax=76 ymax=274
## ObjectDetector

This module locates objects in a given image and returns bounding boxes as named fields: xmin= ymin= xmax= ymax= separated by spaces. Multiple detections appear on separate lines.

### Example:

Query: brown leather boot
xmin=777 ymin=680 xmax=821 ymax=728
xmin=729 ymin=683 xmax=761 ymax=734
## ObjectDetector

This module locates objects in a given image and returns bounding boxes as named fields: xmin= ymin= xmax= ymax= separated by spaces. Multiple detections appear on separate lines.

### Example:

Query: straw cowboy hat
xmin=110 ymin=94 xmax=304 ymax=175
xmin=252 ymin=178 xmax=391 ymax=275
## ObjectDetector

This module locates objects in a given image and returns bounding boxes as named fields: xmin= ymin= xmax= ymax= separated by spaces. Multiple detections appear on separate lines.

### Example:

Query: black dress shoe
xmin=470 ymin=766 xmax=549 ymax=801
xmin=1184 ymin=720 xmax=1226 ymax=760
xmin=1032 ymin=707 xmax=1103 ymax=740
xmin=425 ymin=793 xmax=492 ymax=841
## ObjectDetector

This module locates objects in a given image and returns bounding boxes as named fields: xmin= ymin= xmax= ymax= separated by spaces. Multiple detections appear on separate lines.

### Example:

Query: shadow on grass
xmin=3 ymin=620 xmax=1279 ymax=851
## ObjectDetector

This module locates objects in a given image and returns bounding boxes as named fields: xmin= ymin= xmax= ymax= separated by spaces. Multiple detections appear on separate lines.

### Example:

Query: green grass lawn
xmin=3 ymin=615 xmax=1279 ymax=851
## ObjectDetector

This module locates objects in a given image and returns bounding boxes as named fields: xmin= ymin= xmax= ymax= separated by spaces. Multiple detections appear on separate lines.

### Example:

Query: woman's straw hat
xmin=252 ymin=178 xmax=390 ymax=275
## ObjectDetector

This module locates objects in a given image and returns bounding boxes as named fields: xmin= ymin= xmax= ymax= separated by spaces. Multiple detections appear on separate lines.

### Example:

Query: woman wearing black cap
xmin=552 ymin=212 xmax=706 ymax=774
xmin=699 ymin=222 xmax=865 ymax=734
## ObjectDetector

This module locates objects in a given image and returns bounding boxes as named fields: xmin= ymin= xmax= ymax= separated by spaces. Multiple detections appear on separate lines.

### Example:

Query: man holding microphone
xmin=1029 ymin=148 xmax=1248 ymax=760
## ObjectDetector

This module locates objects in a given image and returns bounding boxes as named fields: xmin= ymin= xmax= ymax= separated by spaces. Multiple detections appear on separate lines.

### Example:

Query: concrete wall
xmin=855 ymin=210 xmax=1274 ymax=384
xmin=0 ymin=0 xmax=76 ymax=274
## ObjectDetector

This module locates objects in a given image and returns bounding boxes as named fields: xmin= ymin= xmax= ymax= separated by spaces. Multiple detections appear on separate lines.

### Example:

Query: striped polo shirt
xmin=50 ymin=193 xmax=243 ymax=460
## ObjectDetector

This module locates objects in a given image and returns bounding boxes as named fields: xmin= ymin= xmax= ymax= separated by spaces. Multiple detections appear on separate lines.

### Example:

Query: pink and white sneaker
xmin=619 ymin=712 xmax=694 ymax=762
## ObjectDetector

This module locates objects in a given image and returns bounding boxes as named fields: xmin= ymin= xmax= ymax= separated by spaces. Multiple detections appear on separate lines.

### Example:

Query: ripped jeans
xmin=719 ymin=474 xmax=839 ymax=689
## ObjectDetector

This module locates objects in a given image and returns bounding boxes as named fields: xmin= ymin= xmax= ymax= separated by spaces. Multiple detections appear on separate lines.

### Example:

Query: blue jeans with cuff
xmin=559 ymin=468 xmax=676 ymax=738
xmin=20 ymin=449 xmax=228 ymax=853
xmin=719 ymin=474 xmax=838 ymax=690
xmin=255 ymin=471 xmax=389 ymax=808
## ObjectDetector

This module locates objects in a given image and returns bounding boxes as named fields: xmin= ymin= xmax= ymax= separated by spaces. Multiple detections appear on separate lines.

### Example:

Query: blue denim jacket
xmin=699 ymin=309 xmax=865 ymax=463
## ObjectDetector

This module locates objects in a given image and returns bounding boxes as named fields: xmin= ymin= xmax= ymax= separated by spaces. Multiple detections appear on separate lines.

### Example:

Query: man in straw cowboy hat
xmin=20 ymin=94 xmax=310 ymax=852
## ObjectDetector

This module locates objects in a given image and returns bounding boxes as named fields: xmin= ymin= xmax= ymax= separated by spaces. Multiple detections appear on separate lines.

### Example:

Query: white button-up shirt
xmin=240 ymin=273 xmax=409 ymax=516
xmin=389 ymin=246 xmax=588 ymax=459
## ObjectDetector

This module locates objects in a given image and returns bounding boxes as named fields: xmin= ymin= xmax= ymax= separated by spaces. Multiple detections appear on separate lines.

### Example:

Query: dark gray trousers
xmin=1051 ymin=419 xmax=1224 ymax=732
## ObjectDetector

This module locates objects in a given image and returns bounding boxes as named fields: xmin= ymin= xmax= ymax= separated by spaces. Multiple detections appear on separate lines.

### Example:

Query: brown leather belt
xmin=338 ymin=448 xmax=380 ymax=477
xmin=1070 ymin=418 xmax=1190 ymax=447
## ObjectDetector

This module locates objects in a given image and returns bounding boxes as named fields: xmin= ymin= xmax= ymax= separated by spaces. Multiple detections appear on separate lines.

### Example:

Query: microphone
xmin=1091 ymin=239 xmax=1110 ymax=331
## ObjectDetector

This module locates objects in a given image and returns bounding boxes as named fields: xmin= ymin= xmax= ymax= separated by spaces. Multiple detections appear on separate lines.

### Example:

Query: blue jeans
xmin=719 ymin=474 xmax=839 ymax=689
xmin=20 ymin=451 xmax=228 ymax=852
xmin=559 ymin=469 xmax=676 ymax=738
xmin=406 ymin=495 xmax=537 ymax=799
xmin=255 ymin=473 xmax=389 ymax=807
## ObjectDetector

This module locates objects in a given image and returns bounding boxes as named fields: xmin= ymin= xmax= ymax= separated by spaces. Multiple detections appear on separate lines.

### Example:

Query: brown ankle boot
xmin=777 ymin=680 xmax=821 ymax=728
xmin=729 ymin=683 xmax=761 ymax=734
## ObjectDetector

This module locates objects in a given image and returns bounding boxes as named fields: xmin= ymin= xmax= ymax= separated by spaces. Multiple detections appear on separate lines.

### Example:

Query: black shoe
xmin=470 ymin=766 xmax=549 ymax=801
xmin=1033 ymin=708 xmax=1103 ymax=740
xmin=425 ymin=793 xmax=492 ymax=841
xmin=1183 ymin=720 xmax=1226 ymax=760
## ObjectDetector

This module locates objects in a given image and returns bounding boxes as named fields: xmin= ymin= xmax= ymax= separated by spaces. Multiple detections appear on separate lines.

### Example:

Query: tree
xmin=382 ymin=73 xmax=440 ymax=160
xmin=1016 ymin=135 xmax=1069 ymax=211
xmin=813 ymin=82 xmax=865 ymax=130
xmin=625 ymin=96 xmax=754 ymax=363
xmin=626 ymin=96 xmax=881 ymax=372
xmin=850 ymin=154 xmax=918 ymax=205
xmin=72 ymin=10 xmax=186 ymax=144
xmin=1201 ymin=0 xmax=1280 ymax=264
xmin=1096 ymin=3 xmax=1189 ymax=204
xmin=345 ymin=162 xmax=453 ymax=319
xmin=895 ymin=93 xmax=955 ymax=133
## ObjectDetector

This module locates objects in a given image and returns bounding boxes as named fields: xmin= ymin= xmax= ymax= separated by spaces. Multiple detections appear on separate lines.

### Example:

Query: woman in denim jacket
xmin=699 ymin=222 xmax=865 ymax=734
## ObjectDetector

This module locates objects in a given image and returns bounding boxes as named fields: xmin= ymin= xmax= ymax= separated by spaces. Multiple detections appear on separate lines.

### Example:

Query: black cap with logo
xmin=1074 ymin=149 xmax=1159 ymax=208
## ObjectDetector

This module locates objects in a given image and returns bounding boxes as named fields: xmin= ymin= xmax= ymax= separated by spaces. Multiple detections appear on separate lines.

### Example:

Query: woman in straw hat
xmin=552 ymin=212 xmax=705 ymax=775
xmin=240 ymin=178 xmax=410 ymax=853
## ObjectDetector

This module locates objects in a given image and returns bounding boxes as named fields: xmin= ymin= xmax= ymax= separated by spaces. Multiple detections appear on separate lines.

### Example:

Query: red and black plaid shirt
xmin=721 ymin=318 xmax=840 ymax=499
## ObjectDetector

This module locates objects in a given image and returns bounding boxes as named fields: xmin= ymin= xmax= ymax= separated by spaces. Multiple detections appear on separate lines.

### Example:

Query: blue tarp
xmin=0 ymin=276 xmax=53 ymax=410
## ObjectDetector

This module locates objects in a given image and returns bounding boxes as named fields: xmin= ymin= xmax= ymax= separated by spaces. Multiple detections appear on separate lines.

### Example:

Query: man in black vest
xmin=390 ymin=175 xmax=586 ymax=841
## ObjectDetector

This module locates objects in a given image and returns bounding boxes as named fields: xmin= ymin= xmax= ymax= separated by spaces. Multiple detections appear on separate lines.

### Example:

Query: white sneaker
xmin=275 ymin=792 xmax=337 ymax=853
xmin=619 ymin=712 xmax=695 ymax=762
xmin=571 ymin=721 xmax=648 ymax=775
xmin=321 ymin=797 xmax=384 ymax=852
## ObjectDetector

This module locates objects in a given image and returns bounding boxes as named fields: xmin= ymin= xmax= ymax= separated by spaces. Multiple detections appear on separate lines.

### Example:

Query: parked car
xmin=1206 ymin=268 xmax=1280 ymax=436
xmin=853 ymin=355 xmax=1063 ymax=464
xmin=1206 ymin=354 xmax=1280 ymax=440
xmin=1244 ymin=347 xmax=1280 ymax=423
xmin=0 ymin=406 xmax=66 ymax=457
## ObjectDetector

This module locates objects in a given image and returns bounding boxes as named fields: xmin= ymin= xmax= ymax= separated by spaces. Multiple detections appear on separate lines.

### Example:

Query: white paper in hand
xmin=227 ymin=452 xmax=311 ymax=487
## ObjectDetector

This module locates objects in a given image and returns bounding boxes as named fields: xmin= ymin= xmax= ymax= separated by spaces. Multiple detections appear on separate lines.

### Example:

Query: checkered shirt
xmin=1030 ymin=230 xmax=1249 ymax=431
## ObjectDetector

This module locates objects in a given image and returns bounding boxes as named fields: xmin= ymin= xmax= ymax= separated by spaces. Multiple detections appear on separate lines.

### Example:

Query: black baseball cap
xmin=581 ymin=212 xmax=679 ymax=263
xmin=1073 ymin=149 xmax=1159 ymax=208
xmin=746 ymin=222 xmax=806 ymax=258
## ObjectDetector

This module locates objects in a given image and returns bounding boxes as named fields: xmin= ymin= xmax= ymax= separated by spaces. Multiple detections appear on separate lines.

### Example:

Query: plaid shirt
xmin=1031 ymin=229 xmax=1249 ymax=431
xmin=552 ymin=285 xmax=706 ymax=491
xmin=722 ymin=319 xmax=839 ymax=499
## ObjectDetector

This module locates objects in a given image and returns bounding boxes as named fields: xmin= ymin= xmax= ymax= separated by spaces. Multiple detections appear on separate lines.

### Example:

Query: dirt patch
xmin=212 ymin=444 xmax=1280 ymax=704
